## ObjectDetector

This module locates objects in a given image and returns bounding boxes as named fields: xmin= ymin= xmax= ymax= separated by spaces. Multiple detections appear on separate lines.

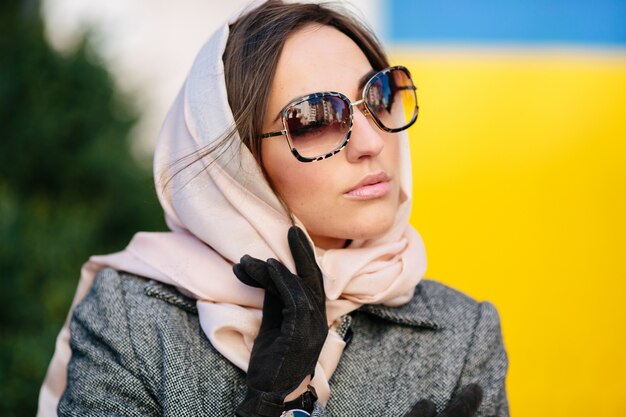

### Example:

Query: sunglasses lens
xmin=366 ymin=68 xmax=417 ymax=131
xmin=285 ymin=95 xmax=351 ymax=158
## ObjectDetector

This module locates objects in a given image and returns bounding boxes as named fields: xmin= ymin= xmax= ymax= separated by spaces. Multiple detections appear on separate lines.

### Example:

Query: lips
xmin=345 ymin=171 xmax=391 ymax=200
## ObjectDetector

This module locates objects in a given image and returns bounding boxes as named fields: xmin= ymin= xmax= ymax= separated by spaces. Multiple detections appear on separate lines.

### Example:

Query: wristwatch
xmin=280 ymin=410 xmax=310 ymax=417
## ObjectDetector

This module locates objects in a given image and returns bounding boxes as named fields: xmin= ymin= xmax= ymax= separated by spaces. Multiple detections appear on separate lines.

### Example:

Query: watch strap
xmin=283 ymin=385 xmax=317 ymax=413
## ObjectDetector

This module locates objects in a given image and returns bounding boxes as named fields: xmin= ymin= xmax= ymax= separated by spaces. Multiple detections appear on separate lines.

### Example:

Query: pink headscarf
xmin=37 ymin=2 xmax=427 ymax=415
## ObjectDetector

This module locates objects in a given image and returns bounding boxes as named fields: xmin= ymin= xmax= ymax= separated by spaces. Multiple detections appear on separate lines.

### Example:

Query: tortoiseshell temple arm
xmin=260 ymin=130 xmax=287 ymax=139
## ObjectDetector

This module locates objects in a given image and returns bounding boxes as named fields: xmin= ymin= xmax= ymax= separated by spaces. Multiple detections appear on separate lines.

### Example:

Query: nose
xmin=345 ymin=107 xmax=385 ymax=162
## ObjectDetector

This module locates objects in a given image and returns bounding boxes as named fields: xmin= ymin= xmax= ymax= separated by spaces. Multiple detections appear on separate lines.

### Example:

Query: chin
xmin=341 ymin=205 xmax=398 ymax=241
xmin=352 ymin=221 xmax=395 ymax=241
xmin=298 ymin=194 xmax=401 ymax=248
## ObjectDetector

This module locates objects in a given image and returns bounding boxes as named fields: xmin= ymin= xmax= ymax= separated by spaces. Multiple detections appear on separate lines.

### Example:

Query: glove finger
xmin=287 ymin=226 xmax=325 ymax=300
xmin=404 ymin=399 xmax=437 ymax=417
xmin=266 ymin=257 xmax=330 ymax=343
xmin=258 ymin=284 xmax=284 ymax=329
xmin=265 ymin=258 xmax=308 ymax=307
xmin=233 ymin=255 xmax=272 ymax=289
xmin=438 ymin=384 xmax=483 ymax=417
xmin=287 ymin=226 xmax=317 ymax=274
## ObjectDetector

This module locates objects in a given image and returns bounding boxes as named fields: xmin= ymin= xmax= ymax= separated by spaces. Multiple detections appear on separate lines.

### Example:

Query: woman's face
xmin=261 ymin=24 xmax=402 ymax=249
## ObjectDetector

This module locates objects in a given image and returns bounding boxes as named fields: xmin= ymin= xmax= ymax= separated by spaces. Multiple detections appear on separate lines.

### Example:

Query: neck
xmin=309 ymin=234 xmax=347 ymax=250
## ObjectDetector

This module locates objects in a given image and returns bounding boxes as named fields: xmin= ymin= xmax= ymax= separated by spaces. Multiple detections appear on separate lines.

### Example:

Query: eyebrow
xmin=272 ymin=68 xmax=379 ymax=123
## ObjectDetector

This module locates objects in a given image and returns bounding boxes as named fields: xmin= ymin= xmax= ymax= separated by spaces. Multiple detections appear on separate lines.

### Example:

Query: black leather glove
xmin=404 ymin=384 xmax=483 ymax=417
xmin=233 ymin=226 xmax=328 ymax=417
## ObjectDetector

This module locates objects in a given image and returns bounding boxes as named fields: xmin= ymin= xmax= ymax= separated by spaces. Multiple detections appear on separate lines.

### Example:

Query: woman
xmin=38 ymin=1 xmax=508 ymax=416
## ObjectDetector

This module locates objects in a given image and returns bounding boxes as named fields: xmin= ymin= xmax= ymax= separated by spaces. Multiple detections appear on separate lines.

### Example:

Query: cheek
xmin=382 ymin=131 xmax=401 ymax=167
xmin=261 ymin=140 xmax=333 ymax=209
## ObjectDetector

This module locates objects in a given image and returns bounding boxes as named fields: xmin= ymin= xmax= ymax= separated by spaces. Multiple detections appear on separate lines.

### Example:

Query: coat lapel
xmin=358 ymin=280 xmax=441 ymax=330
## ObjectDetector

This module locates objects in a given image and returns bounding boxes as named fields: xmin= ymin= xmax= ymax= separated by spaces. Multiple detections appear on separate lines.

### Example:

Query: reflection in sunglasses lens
xmin=367 ymin=69 xmax=417 ymax=131
xmin=286 ymin=96 xmax=350 ymax=158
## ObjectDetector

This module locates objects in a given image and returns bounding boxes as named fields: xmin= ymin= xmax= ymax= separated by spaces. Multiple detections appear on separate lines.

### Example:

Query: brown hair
xmin=166 ymin=0 xmax=388 ymax=188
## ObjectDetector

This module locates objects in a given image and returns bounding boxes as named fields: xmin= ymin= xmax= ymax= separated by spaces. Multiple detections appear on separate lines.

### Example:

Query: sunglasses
xmin=259 ymin=65 xmax=419 ymax=162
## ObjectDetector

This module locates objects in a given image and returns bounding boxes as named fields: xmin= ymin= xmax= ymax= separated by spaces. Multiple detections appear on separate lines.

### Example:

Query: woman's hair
xmin=166 ymin=0 xmax=389 ymax=189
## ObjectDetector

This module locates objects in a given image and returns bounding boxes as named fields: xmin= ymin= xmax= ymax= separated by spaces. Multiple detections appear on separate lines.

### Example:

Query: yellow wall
xmin=394 ymin=49 xmax=626 ymax=416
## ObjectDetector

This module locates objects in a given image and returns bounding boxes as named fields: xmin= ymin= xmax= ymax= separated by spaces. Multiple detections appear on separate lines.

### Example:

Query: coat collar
xmin=144 ymin=280 xmax=198 ymax=314
xmin=145 ymin=278 xmax=441 ymax=330
xmin=358 ymin=280 xmax=441 ymax=329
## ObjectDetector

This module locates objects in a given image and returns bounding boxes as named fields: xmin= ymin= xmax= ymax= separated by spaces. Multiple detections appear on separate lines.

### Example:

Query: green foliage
xmin=0 ymin=1 xmax=165 ymax=415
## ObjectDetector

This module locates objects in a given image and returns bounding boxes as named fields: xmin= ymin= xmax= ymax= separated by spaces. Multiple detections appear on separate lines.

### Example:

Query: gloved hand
xmin=404 ymin=384 xmax=483 ymax=417
xmin=233 ymin=226 xmax=328 ymax=417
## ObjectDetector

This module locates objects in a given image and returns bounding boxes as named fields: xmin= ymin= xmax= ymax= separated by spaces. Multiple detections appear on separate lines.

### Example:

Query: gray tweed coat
xmin=58 ymin=268 xmax=509 ymax=416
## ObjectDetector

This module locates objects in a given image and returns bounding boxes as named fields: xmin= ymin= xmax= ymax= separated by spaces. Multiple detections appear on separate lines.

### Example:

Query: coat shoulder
xmin=89 ymin=267 xmax=197 ymax=315
xmin=420 ymin=279 xmax=481 ymax=321
xmin=419 ymin=279 xmax=502 ymax=331
xmin=359 ymin=278 xmax=496 ymax=331
xmin=62 ymin=267 xmax=249 ymax=415
xmin=419 ymin=278 xmax=479 ymax=308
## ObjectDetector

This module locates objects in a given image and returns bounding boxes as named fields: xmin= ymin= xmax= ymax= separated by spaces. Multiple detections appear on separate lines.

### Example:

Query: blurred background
xmin=1 ymin=0 xmax=624 ymax=416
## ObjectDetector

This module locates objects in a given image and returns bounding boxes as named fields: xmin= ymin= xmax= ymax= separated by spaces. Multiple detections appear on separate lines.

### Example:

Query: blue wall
xmin=389 ymin=0 xmax=626 ymax=45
